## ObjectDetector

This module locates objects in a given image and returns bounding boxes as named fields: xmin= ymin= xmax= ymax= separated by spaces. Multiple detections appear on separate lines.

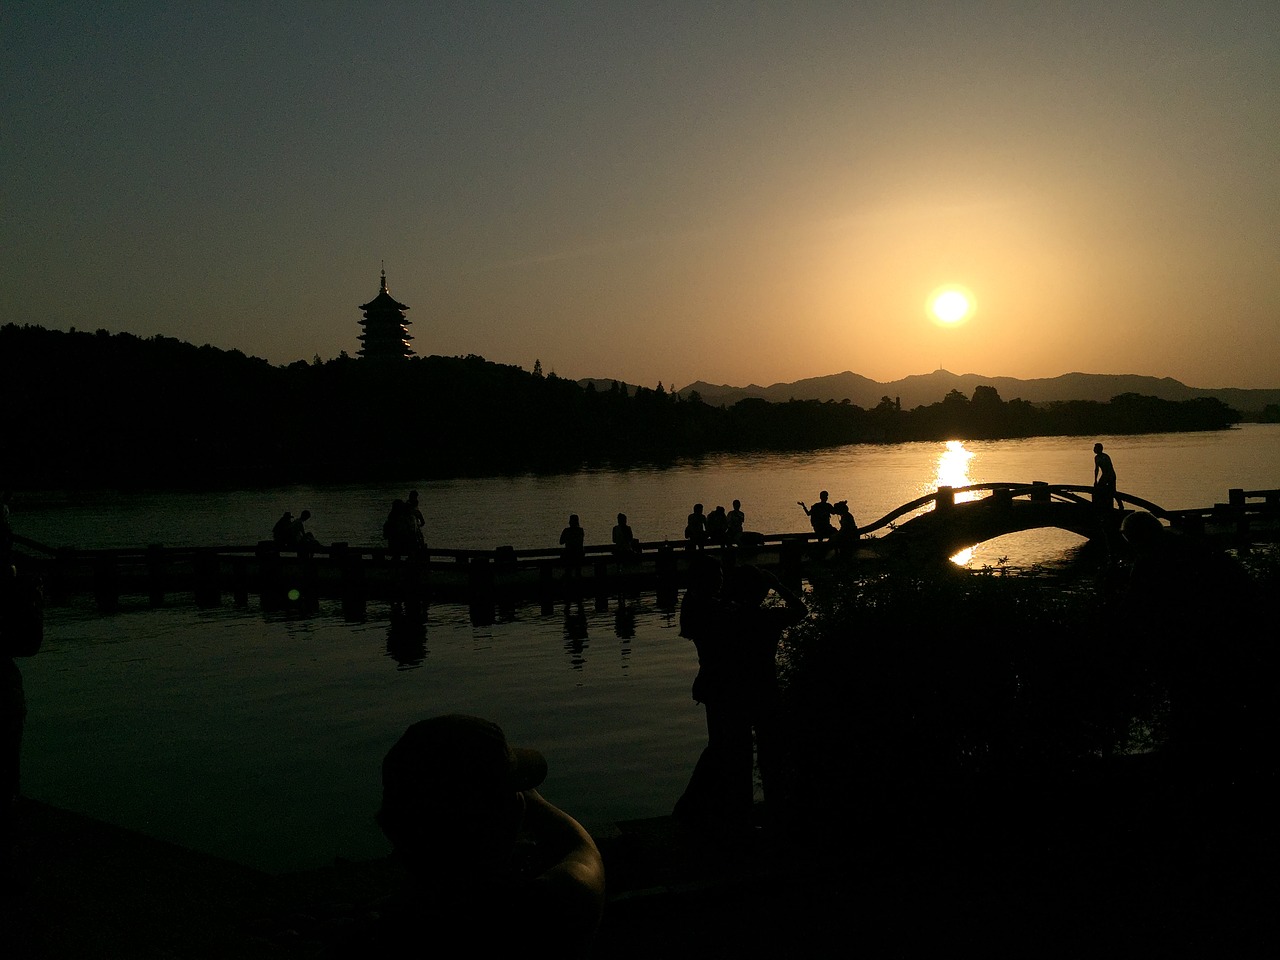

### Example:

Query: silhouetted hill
xmin=0 ymin=324 xmax=1247 ymax=489
xmin=672 ymin=369 xmax=1280 ymax=414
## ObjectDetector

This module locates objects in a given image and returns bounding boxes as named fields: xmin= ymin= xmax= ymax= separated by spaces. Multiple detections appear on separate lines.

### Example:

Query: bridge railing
xmin=854 ymin=481 xmax=1169 ymax=539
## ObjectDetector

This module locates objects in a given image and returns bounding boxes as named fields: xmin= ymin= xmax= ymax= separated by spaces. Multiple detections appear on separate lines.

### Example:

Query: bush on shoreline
xmin=774 ymin=544 xmax=1278 ymax=850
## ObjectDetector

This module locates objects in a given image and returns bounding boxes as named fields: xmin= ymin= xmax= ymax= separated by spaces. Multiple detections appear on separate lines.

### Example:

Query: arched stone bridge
xmin=859 ymin=482 xmax=1165 ymax=560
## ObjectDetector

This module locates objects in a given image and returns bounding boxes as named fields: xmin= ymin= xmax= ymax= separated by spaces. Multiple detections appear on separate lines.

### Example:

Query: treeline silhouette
xmin=0 ymin=324 xmax=1241 ymax=488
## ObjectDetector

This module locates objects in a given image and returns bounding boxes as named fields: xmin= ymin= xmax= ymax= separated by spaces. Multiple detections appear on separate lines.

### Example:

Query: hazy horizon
xmin=4 ymin=3 xmax=1277 ymax=389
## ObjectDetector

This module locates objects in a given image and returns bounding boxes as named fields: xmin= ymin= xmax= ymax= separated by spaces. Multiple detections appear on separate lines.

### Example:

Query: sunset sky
xmin=4 ymin=2 xmax=1277 ymax=390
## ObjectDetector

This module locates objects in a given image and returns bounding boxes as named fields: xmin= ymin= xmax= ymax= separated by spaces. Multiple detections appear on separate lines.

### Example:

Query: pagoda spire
xmin=357 ymin=266 xmax=414 ymax=361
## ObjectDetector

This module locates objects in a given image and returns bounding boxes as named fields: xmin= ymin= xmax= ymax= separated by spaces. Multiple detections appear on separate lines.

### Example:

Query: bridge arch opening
xmin=951 ymin=527 xmax=1092 ymax=569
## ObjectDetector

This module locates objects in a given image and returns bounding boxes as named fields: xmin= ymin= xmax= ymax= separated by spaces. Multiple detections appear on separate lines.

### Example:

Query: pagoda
xmin=357 ymin=268 xmax=414 ymax=361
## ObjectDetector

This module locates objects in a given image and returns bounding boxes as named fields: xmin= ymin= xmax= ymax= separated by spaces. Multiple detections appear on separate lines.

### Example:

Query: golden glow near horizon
xmin=928 ymin=285 xmax=975 ymax=327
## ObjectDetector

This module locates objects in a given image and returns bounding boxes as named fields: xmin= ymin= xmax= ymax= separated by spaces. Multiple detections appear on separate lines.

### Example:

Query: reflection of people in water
xmin=798 ymin=491 xmax=837 ymax=540
xmin=1093 ymin=443 xmax=1120 ymax=512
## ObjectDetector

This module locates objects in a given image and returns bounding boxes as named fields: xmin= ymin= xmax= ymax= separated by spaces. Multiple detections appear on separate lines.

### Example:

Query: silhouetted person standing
xmin=2 ymin=554 xmax=43 ymax=887
xmin=407 ymin=490 xmax=426 ymax=550
xmin=1093 ymin=443 xmax=1120 ymax=512
xmin=560 ymin=514 xmax=585 ymax=578
xmin=372 ymin=715 xmax=605 ymax=958
xmin=727 ymin=500 xmax=745 ymax=545
xmin=611 ymin=513 xmax=638 ymax=563
xmin=674 ymin=555 xmax=753 ymax=830
xmin=727 ymin=565 xmax=806 ymax=821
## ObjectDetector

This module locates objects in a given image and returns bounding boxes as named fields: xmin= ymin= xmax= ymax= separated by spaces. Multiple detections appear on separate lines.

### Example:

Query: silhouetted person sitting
xmin=1093 ymin=442 xmax=1120 ymax=512
xmin=799 ymin=490 xmax=837 ymax=541
xmin=271 ymin=511 xmax=293 ymax=547
xmin=833 ymin=501 xmax=858 ymax=560
xmin=372 ymin=715 xmax=605 ymax=958
xmin=706 ymin=505 xmax=729 ymax=546
xmin=289 ymin=509 xmax=322 ymax=551
xmin=684 ymin=503 xmax=708 ymax=552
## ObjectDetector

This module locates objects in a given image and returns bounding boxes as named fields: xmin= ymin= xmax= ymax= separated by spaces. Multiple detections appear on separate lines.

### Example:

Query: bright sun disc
xmin=928 ymin=285 xmax=975 ymax=326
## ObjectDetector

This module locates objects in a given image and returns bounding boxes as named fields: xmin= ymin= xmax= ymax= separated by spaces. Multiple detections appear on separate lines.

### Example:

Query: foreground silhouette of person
xmin=799 ymin=490 xmax=837 ymax=541
xmin=727 ymin=565 xmax=807 ymax=822
xmin=2 ymin=552 xmax=43 ymax=889
xmin=1093 ymin=442 xmax=1120 ymax=512
xmin=673 ymin=555 xmax=754 ymax=830
xmin=370 ymin=715 xmax=605 ymax=958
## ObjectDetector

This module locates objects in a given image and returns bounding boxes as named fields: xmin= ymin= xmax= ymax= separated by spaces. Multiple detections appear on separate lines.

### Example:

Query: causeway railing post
xmin=594 ymin=558 xmax=609 ymax=611
xmin=194 ymin=549 xmax=221 ymax=608
xmin=93 ymin=554 xmax=119 ymax=613
xmin=333 ymin=542 xmax=366 ymax=622
xmin=539 ymin=560 xmax=556 ymax=615
xmin=256 ymin=541 xmax=283 ymax=611
xmin=655 ymin=542 xmax=677 ymax=610
xmin=146 ymin=544 xmax=166 ymax=607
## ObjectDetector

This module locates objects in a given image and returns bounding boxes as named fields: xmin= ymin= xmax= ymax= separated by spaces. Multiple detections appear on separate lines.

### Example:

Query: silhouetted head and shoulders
xmin=372 ymin=715 xmax=604 ymax=958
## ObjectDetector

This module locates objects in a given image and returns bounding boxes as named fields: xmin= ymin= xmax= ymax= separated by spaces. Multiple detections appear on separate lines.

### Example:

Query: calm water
xmin=14 ymin=426 xmax=1280 ymax=872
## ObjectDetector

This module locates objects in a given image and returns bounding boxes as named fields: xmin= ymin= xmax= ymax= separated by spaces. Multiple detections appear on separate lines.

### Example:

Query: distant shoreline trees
xmin=0 ymin=324 xmax=1242 ymax=489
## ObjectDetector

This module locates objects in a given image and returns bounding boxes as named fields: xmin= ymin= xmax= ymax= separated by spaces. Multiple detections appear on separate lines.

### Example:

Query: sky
xmin=3 ymin=2 xmax=1278 ymax=390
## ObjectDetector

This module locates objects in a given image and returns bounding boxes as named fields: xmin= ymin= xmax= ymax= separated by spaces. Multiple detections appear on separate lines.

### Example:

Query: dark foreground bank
xmin=4 ymin=760 xmax=1278 ymax=960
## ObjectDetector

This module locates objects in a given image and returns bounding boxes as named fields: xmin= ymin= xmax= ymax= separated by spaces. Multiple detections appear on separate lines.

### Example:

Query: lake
xmin=13 ymin=425 xmax=1279 ymax=872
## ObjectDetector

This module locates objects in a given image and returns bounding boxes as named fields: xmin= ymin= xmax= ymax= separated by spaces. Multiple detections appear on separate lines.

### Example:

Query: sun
xmin=928 ymin=284 xmax=975 ymax=326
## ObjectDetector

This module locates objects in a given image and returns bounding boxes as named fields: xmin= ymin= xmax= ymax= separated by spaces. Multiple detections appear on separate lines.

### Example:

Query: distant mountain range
xmin=581 ymin=370 xmax=1280 ymax=415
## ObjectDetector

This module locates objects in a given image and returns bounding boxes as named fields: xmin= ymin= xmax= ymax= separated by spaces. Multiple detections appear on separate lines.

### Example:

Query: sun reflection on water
xmin=934 ymin=440 xmax=977 ymax=564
